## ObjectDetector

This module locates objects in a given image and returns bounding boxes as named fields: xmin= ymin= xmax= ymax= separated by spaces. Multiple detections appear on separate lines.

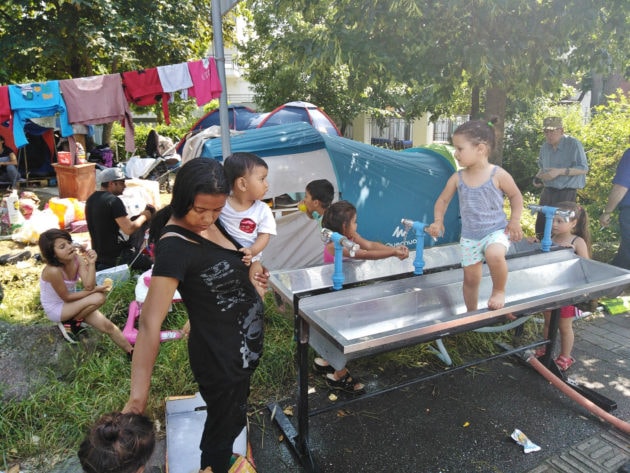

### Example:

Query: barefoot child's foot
xmin=488 ymin=290 xmax=505 ymax=310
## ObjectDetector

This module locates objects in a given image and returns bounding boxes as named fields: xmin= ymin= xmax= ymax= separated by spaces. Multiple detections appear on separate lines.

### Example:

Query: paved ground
xmin=47 ymin=310 xmax=630 ymax=473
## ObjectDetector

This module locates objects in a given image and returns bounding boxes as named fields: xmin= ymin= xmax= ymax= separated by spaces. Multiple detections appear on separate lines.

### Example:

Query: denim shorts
xmin=461 ymin=229 xmax=510 ymax=267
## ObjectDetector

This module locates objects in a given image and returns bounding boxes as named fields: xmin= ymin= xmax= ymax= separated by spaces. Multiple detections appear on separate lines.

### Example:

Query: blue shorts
xmin=461 ymin=229 xmax=510 ymax=267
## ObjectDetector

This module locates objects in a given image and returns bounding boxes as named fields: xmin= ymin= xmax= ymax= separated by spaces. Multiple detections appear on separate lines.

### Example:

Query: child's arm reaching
xmin=248 ymin=233 xmax=271 ymax=259
xmin=239 ymin=233 xmax=271 ymax=266
xmin=497 ymin=168 xmax=524 ymax=242
xmin=239 ymin=247 xmax=253 ymax=266
xmin=327 ymin=234 xmax=410 ymax=261
xmin=427 ymin=174 xmax=457 ymax=238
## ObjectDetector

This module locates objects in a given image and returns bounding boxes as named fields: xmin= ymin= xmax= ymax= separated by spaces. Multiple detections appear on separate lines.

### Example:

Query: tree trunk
xmin=470 ymin=86 xmax=480 ymax=119
xmin=485 ymin=86 xmax=506 ymax=166
xmin=102 ymin=123 xmax=113 ymax=147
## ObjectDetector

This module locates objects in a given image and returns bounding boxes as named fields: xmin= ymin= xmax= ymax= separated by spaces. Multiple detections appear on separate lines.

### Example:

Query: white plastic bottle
xmin=6 ymin=189 xmax=24 ymax=229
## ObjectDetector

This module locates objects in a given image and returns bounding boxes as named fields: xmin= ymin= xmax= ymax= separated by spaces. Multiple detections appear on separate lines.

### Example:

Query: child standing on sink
xmin=427 ymin=117 xmax=523 ymax=311
xmin=314 ymin=200 xmax=410 ymax=394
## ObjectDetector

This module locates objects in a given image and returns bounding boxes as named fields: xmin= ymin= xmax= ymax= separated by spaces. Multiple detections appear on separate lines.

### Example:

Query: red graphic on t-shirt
xmin=239 ymin=218 xmax=257 ymax=234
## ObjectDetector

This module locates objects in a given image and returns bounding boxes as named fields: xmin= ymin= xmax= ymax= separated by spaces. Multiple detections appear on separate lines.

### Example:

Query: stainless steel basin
xmin=269 ymin=240 xmax=542 ymax=307
xmin=296 ymin=250 xmax=630 ymax=369
xmin=270 ymin=243 xmax=462 ymax=306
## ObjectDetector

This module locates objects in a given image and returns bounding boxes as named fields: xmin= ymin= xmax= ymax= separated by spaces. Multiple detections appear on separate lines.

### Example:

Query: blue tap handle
xmin=331 ymin=232 xmax=346 ymax=290
xmin=528 ymin=205 xmax=558 ymax=252
xmin=322 ymin=228 xmax=359 ymax=290
xmin=401 ymin=219 xmax=428 ymax=275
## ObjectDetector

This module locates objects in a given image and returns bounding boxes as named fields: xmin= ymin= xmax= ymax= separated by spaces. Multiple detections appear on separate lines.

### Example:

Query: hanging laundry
xmin=8 ymin=81 xmax=74 ymax=149
xmin=0 ymin=86 xmax=10 ymax=124
xmin=157 ymin=62 xmax=193 ymax=101
xmin=187 ymin=57 xmax=222 ymax=107
xmin=121 ymin=68 xmax=171 ymax=125
xmin=59 ymin=74 xmax=136 ymax=152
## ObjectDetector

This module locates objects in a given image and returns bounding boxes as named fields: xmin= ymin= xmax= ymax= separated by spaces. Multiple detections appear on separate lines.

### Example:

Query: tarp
xmin=0 ymin=120 xmax=56 ymax=178
xmin=200 ymin=122 xmax=460 ymax=266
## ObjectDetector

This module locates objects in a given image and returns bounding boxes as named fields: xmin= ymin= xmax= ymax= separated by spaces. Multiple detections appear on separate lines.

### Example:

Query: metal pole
xmin=211 ymin=0 xmax=231 ymax=158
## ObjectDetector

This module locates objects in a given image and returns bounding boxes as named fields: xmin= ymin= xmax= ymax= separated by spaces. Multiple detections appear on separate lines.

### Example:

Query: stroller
xmin=124 ymin=130 xmax=181 ymax=192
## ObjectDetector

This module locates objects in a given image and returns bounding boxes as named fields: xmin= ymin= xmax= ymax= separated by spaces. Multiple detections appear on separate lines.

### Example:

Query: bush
xmin=504 ymin=89 xmax=630 ymax=257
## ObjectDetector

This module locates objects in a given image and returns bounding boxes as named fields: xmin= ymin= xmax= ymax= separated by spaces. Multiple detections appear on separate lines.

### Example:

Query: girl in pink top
xmin=38 ymin=229 xmax=132 ymax=356
xmin=316 ymin=200 xmax=409 ymax=393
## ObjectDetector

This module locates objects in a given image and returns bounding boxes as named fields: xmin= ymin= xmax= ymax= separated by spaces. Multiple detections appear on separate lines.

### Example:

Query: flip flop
xmin=313 ymin=357 xmax=335 ymax=374
xmin=325 ymin=371 xmax=365 ymax=394
xmin=555 ymin=355 xmax=575 ymax=371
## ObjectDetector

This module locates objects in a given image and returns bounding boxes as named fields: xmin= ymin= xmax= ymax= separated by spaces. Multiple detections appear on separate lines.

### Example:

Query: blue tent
xmin=190 ymin=105 xmax=260 ymax=132
xmin=199 ymin=122 xmax=460 ymax=250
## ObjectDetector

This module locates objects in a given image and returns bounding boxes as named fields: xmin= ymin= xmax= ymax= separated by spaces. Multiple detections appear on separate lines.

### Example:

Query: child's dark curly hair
xmin=78 ymin=412 xmax=155 ymax=473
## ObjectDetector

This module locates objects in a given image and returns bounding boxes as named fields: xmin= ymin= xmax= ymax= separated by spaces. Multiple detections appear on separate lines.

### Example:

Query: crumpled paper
xmin=511 ymin=428 xmax=541 ymax=453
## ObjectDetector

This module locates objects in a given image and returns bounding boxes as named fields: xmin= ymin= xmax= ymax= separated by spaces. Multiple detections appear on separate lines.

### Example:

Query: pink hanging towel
xmin=121 ymin=68 xmax=171 ymax=124
xmin=60 ymin=74 xmax=136 ymax=153
xmin=187 ymin=58 xmax=222 ymax=107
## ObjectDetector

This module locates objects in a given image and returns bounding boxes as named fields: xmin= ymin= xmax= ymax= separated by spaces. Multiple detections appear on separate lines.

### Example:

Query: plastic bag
xmin=11 ymin=208 xmax=59 ymax=244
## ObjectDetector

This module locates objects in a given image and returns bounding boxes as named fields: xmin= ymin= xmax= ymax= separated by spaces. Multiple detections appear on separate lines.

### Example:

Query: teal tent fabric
xmin=199 ymin=122 xmax=460 ymax=249
xmin=323 ymin=134 xmax=460 ymax=248
xmin=200 ymin=122 xmax=326 ymax=160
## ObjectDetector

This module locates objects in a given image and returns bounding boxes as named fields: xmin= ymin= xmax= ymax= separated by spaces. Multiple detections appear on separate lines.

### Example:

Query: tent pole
xmin=211 ymin=0 xmax=231 ymax=157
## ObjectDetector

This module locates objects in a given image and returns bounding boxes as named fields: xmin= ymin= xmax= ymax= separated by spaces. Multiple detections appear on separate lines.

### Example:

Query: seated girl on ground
xmin=38 ymin=228 xmax=133 ymax=356
xmin=315 ymin=200 xmax=410 ymax=393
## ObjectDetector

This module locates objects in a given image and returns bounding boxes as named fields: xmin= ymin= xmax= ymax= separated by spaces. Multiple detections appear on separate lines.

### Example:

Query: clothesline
xmin=0 ymin=57 xmax=222 ymax=153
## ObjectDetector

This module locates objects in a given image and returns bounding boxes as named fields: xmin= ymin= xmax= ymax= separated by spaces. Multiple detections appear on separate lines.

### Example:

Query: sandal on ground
xmin=325 ymin=372 xmax=366 ymax=394
xmin=313 ymin=357 xmax=335 ymax=374
xmin=65 ymin=318 xmax=86 ymax=336
xmin=534 ymin=346 xmax=547 ymax=358
xmin=555 ymin=355 xmax=575 ymax=371
xmin=57 ymin=322 xmax=78 ymax=343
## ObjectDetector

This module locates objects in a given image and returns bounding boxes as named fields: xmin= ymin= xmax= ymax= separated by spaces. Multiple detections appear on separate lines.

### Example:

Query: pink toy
xmin=123 ymin=268 xmax=184 ymax=345
xmin=123 ymin=300 xmax=183 ymax=345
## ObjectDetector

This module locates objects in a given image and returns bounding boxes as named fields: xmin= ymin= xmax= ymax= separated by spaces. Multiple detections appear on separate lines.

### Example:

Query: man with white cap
xmin=86 ymin=167 xmax=154 ymax=271
xmin=533 ymin=116 xmax=588 ymax=238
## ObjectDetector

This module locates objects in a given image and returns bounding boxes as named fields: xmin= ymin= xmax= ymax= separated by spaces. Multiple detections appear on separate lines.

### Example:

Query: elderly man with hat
xmin=533 ymin=116 xmax=588 ymax=238
xmin=85 ymin=167 xmax=154 ymax=271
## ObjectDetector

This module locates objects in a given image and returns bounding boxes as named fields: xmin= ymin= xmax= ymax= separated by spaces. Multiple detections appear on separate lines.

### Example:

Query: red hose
xmin=527 ymin=354 xmax=630 ymax=434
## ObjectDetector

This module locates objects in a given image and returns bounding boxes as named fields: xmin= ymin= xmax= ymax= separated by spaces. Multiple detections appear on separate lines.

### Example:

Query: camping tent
xmin=199 ymin=122 xmax=460 ymax=269
xmin=0 ymin=120 xmax=56 ymax=181
xmin=190 ymin=105 xmax=259 ymax=132
xmin=256 ymin=101 xmax=341 ymax=136
xmin=176 ymin=105 xmax=260 ymax=156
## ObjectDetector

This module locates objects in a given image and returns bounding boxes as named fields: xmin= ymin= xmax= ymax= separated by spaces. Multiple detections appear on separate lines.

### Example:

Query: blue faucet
xmin=401 ymin=219 xmax=431 ymax=275
xmin=528 ymin=205 xmax=575 ymax=252
xmin=321 ymin=228 xmax=360 ymax=290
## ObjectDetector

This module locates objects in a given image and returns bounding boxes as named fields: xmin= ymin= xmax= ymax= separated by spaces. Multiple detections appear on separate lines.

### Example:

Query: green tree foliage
xmin=241 ymin=0 xmax=628 ymax=162
xmin=503 ymin=91 xmax=630 ymax=246
xmin=0 ymin=0 xmax=226 ymax=83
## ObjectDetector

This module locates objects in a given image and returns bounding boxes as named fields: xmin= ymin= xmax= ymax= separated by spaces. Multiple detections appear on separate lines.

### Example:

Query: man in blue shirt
xmin=600 ymin=148 xmax=630 ymax=269
xmin=533 ymin=116 xmax=588 ymax=238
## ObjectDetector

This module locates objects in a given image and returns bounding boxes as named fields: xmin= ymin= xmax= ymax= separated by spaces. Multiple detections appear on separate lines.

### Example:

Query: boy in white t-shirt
xmin=221 ymin=152 xmax=277 ymax=299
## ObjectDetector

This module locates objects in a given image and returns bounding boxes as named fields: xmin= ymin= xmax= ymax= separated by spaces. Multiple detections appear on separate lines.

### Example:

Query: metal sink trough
xmin=270 ymin=243 xmax=462 ymax=307
xmin=297 ymin=249 xmax=630 ymax=368
xmin=267 ymin=244 xmax=630 ymax=473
